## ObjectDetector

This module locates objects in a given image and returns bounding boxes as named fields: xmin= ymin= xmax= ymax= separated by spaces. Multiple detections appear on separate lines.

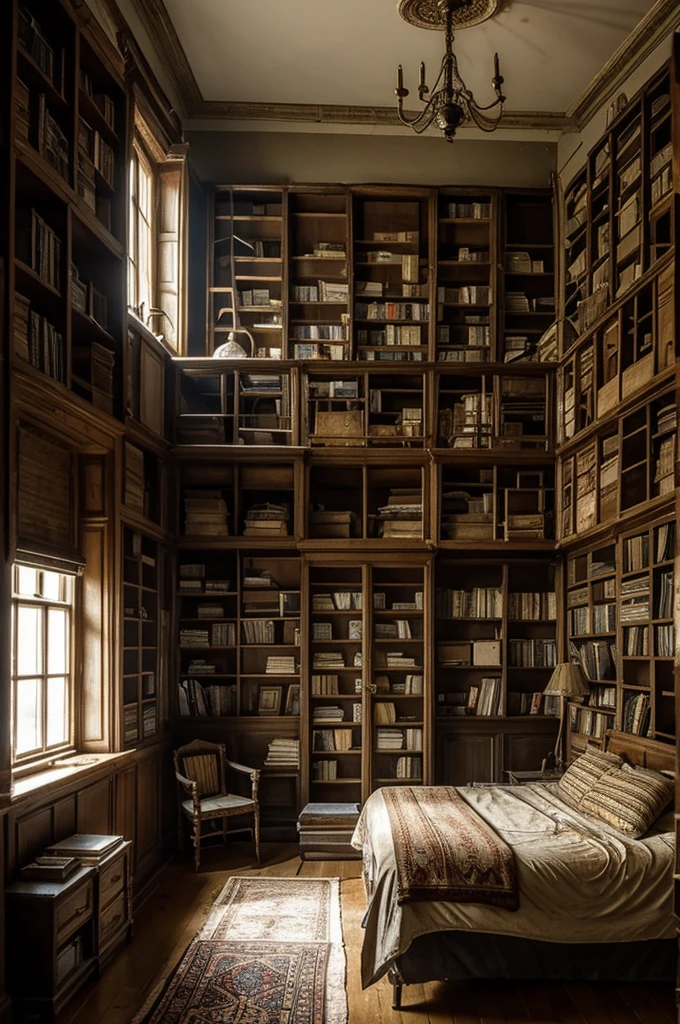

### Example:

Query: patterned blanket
xmin=382 ymin=786 xmax=519 ymax=910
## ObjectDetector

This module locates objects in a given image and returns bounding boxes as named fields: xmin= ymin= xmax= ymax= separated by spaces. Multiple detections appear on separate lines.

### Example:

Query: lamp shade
xmin=543 ymin=662 xmax=590 ymax=698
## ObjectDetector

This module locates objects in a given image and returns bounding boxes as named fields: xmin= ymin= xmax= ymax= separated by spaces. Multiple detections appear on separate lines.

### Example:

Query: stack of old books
xmin=309 ymin=508 xmax=356 ymax=538
xmin=184 ymin=490 xmax=229 ymax=536
xmin=243 ymin=502 xmax=289 ymax=537
xmin=297 ymin=802 xmax=361 ymax=860
xmin=375 ymin=489 xmax=422 ymax=538
xmin=264 ymin=737 xmax=300 ymax=768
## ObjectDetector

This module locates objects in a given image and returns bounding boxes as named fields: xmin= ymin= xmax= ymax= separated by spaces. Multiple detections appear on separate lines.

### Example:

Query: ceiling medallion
xmin=398 ymin=0 xmax=499 ymax=31
xmin=394 ymin=0 xmax=505 ymax=141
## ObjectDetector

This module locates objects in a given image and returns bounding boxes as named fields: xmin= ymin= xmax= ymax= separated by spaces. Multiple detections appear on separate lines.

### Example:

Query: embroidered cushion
xmin=557 ymin=746 xmax=623 ymax=809
xmin=580 ymin=763 xmax=674 ymax=838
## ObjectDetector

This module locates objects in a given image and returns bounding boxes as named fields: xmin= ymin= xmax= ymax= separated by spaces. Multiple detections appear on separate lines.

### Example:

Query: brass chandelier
xmin=395 ymin=0 xmax=505 ymax=142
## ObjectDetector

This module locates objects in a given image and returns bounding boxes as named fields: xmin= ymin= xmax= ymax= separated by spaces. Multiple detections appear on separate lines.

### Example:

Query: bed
xmin=351 ymin=731 xmax=676 ymax=1007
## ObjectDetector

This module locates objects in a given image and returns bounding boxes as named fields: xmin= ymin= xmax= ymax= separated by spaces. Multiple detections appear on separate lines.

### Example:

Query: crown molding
xmin=566 ymin=0 xmax=679 ymax=125
xmin=125 ymin=0 xmax=202 ymax=110
xmin=186 ymin=100 xmax=577 ymax=133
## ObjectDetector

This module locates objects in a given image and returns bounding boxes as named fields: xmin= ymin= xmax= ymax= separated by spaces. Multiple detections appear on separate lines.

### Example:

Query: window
xmin=127 ymin=107 xmax=187 ymax=352
xmin=129 ymin=140 xmax=155 ymax=323
xmin=11 ymin=565 xmax=75 ymax=767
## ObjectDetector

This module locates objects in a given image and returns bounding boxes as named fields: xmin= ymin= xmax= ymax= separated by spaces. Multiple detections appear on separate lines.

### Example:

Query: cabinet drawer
xmin=99 ymin=890 xmax=127 ymax=949
xmin=100 ymin=853 xmax=127 ymax=906
xmin=56 ymin=881 xmax=93 ymax=945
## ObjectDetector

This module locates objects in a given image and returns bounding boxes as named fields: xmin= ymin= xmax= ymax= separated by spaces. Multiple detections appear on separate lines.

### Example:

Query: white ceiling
xmin=161 ymin=0 xmax=656 ymax=113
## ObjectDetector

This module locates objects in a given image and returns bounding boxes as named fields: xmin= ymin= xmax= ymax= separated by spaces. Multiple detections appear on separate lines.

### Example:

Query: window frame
xmin=11 ymin=564 xmax=77 ymax=772
xmin=128 ymin=98 xmax=187 ymax=354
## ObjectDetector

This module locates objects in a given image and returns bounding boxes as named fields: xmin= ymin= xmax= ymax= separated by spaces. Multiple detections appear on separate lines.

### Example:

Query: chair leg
xmin=193 ymin=816 xmax=201 ymax=872
xmin=254 ymin=805 xmax=261 ymax=863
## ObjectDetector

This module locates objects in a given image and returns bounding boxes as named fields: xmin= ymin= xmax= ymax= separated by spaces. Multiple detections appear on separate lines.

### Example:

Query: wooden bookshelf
xmin=209 ymin=185 xmax=286 ymax=359
xmin=121 ymin=528 xmax=159 ymax=749
xmin=11 ymin=0 xmax=127 ymax=414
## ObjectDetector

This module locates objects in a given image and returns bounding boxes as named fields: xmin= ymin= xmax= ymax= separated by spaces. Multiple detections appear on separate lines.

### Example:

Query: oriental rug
xmin=382 ymin=785 xmax=519 ymax=909
xmin=132 ymin=876 xmax=347 ymax=1024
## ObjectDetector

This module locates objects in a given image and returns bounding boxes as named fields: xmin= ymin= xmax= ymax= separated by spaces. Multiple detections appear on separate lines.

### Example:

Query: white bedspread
xmin=351 ymin=783 xmax=674 ymax=987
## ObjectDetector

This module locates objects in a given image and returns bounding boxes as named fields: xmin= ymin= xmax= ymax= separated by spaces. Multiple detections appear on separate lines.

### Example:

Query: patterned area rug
xmin=132 ymin=877 xmax=347 ymax=1024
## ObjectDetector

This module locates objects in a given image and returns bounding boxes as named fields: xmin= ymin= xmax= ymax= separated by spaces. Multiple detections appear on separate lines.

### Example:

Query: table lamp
xmin=542 ymin=661 xmax=590 ymax=770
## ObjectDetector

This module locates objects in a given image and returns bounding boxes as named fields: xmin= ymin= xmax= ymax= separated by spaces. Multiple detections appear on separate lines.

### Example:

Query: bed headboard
xmin=606 ymin=730 xmax=676 ymax=774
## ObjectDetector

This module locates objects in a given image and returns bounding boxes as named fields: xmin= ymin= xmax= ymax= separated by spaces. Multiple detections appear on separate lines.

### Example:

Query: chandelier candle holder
xmin=395 ymin=0 xmax=505 ymax=141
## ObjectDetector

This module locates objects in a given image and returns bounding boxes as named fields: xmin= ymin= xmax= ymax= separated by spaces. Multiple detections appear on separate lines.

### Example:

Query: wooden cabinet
xmin=44 ymin=834 xmax=133 ymax=969
xmin=6 ymin=866 xmax=97 ymax=1021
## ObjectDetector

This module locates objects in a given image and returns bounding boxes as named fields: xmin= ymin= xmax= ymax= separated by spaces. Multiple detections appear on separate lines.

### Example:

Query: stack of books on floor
xmin=264 ymin=737 xmax=300 ymax=768
xmin=243 ymin=502 xmax=289 ymax=537
xmin=297 ymin=802 xmax=361 ymax=860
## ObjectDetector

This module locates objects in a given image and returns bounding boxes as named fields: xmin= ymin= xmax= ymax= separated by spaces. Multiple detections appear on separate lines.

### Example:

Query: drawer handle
xmin=74 ymin=906 xmax=86 ymax=917
xmin=109 ymin=874 xmax=122 ymax=885
xmin=106 ymin=913 xmax=122 ymax=930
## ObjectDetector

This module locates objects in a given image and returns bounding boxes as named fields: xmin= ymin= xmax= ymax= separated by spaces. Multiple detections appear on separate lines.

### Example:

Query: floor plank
xmin=52 ymin=845 xmax=677 ymax=1024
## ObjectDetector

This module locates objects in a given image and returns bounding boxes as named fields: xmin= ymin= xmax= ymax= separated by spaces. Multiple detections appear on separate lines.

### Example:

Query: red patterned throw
xmin=382 ymin=786 xmax=519 ymax=910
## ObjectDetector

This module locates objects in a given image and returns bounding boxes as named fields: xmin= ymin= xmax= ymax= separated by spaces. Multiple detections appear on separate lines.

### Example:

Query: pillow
xmin=557 ymin=746 xmax=623 ymax=809
xmin=580 ymin=763 xmax=674 ymax=838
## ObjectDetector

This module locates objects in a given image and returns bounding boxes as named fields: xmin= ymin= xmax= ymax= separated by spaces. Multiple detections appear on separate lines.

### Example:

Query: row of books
xmin=569 ymin=705 xmax=614 ymax=739
xmin=292 ymin=282 xmax=348 ymax=302
xmin=177 ymin=679 xmax=236 ymax=717
xmin=357 ymin=325 xmax=424 ymax=347
xmin=376 ymin=727 xmax=422 ymax=751
xmin=292 ymin=324 xmax=346 ymax=340
xmin=16 ymin=208 xmax=61 ymax=290
xmin=507 ymin=639 xmax=557 ymax=668
xmin=435 ymin=587 xmax=503 ymax=619
xmin=437 ymin=286 xmax=490 ymax=305
xmin=313 ymin=728 xmax=360 ymax=751
xmin=570 ymin=639 xmax=615 ymax=681
xmin=13 ymin=295 xmax=65 ymax=383
xmin=467 ymin=677 xmax=501 ymax=716
xmin=507 ymin=592 xmax=557 ymax=620
xmin=356 ymin=301 xmax=429 ymax=322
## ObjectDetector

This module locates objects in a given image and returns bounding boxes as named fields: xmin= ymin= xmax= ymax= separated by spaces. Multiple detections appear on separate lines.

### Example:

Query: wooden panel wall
xmin=1 ymin=747 xmax=170 ymax=886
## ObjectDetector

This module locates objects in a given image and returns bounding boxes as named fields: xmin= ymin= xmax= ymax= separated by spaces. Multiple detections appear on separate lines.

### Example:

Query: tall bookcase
xmin=559 ymin=54 xmax=678 ymax=764
xmin=10 ymin=0 xmax=128 ymax=415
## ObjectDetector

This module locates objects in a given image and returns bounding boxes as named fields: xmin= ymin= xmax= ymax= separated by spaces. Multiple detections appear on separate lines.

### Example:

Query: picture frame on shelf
xmin=284 ymin=683 xmax=300 ymax=716
xmin=258 ymin=685 xmax=283 ymax=716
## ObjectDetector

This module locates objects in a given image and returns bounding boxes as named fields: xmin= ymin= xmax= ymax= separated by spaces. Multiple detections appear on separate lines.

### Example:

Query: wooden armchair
xmin=173 ymin=738 xmax=260 ymax=870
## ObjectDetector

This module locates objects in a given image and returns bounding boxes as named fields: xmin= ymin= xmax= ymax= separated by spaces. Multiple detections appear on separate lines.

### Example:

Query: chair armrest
xmin=176 ymin=771 xmax=198 ymax=793
xmin=226 ymin=760 xmax=261 ymax=780
xmin=226 ymin=761 xmax=260 ymax=801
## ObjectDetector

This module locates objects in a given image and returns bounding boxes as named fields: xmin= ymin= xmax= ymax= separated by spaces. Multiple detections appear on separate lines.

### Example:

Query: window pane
xmin=16 ymin=566 xmax=37 ymax=597
xmin=16 ymin=605 xmax=43 ymax=676
xmin=41 ymin=570 xmax=62 ymax=601
xmin=15 ymin=678 xmax=42 ymax=755
xmin=46 ymin=677 xmax=69 ymax=747
xmin=48 ymin=608 xmax=69 ymax=674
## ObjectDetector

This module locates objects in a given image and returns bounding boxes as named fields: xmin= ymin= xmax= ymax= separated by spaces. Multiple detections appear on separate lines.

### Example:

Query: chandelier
xmin=395 ymin=0 xmax=505 ymax=142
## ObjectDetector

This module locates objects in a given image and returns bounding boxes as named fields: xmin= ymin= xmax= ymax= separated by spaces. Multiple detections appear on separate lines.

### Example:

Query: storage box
xmin=473 ymin=640 xmax=501 ymax=666
xmin=438 ymin=642 xmax=471 ymax=666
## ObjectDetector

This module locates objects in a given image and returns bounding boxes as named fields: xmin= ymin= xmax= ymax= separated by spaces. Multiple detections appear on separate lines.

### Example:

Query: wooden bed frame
xmin=388 ymin=730 xmax=676 ymax=1009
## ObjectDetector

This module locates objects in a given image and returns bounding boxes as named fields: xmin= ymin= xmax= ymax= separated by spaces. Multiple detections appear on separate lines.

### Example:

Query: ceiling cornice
xmin=186 ymin=100 xmax=577 ymax=133
xmin=123 ymin=0 xmax=676 ymax=135
xmin=566 ymin=0 xmax=679 ymax=125
xmin=125 ymin=0 xmax=202 ymax=110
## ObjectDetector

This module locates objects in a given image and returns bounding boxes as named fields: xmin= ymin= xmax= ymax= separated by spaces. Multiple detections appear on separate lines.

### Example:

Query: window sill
xmin=11 ymin=751 xmax=135 ymax=802
xmin=127 ymin=310 xmax=178 ymax=359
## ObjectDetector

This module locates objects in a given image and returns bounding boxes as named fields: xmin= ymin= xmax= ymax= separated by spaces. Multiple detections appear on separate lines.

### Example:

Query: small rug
xmin=133 ymin=876 xmax=347 ymax=1024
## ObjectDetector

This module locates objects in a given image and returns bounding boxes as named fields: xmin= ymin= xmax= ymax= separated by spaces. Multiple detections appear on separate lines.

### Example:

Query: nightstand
xmin=6 ymin=865 xmax=97 ymax=1021
xmin=44 ymin=834 xmax=133 ymax=970
xmin=506 ymin=769 xmax=563 ymax=785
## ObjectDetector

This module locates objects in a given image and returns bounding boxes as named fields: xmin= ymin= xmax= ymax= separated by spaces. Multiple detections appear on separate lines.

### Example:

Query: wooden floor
xmin=54 ymin=843 xmax=677 ymax=1024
